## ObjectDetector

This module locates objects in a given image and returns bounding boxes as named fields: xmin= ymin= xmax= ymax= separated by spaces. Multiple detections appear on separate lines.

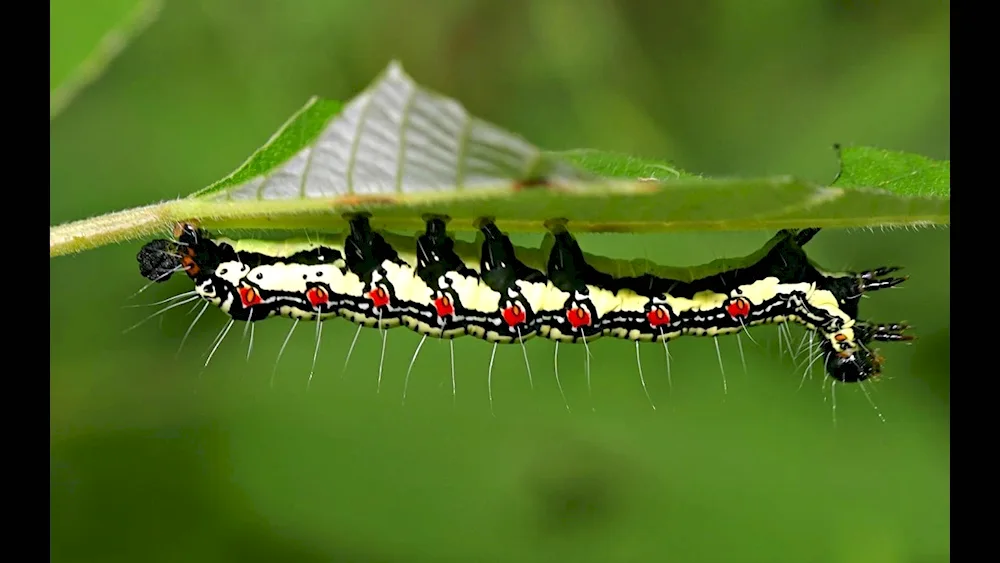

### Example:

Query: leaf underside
xmin=49 ymin=61 xmax=949 ymax=257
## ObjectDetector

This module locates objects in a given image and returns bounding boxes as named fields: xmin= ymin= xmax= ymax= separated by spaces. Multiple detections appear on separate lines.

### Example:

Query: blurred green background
xmin=50 ymin=1 xmax=949 ymax=562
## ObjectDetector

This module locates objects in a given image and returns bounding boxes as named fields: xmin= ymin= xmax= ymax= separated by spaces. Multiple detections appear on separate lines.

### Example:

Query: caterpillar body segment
xmin=136 ymin=217 xmax=911 ymax=383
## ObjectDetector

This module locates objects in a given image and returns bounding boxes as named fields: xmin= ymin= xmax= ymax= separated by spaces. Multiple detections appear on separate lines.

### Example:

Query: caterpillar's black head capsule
xmin=138 ymin=223 xmax=218 ymax=283
xmin=822 ymin=322 xmax=912 ymax=382
xmin=822 ymin=340 xmax=880 ymax=383
xmin=137 ymin=239 xmax=182 ymax=282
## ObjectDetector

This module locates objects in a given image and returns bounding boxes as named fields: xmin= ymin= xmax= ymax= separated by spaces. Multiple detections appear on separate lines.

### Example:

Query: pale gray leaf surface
xmin=215 ymin=61 xmax=593 ymax=201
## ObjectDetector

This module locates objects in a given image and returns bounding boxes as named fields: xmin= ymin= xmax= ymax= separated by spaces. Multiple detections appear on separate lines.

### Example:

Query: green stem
xmin=49 ymin=184 xmax=950 ymax=258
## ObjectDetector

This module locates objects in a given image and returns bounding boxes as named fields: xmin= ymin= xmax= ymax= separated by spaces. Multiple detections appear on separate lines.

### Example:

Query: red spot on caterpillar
xmin=368 ymin=286 xmax=390 ymax=308
xmin=306 ymin=286 xmax=330 ymax=308
xmin=502 ymin=304 xmax=526 ymax=327
xmin=567 ymin=307 xmax=591 ymax=329
xmin=238 ymin=285 xmax=262 ymax=307
xmin=726 ymin=296 xmax=751 ymax=319
xmin=434 ymin=295 xmax=455 ymax=318
xmin=647 ymin=306 xmax=670 ymax=327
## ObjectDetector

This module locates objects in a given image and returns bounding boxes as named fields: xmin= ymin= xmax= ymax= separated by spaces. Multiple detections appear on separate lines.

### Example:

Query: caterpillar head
xmin=821 ymin=323 xmax=911 ymax=382
xmin=137 ymin=223 xmax=221 ymax=283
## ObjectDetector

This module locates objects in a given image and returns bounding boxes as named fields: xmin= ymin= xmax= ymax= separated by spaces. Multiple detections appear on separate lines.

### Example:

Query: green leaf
xmin=191 ymin=61 xmax=593 ymax=202
xmin=50 ymin=0 xmax=163 ymax=119
xmin=549 ymin=149 xmax=700 ymax=181
xmin=49 ymin=61 xmax=949 ymax=258
xmin=190 ymin=98 xmax=345 ymax=198
xmin=832 ymin=144 xmax=950 ymax=197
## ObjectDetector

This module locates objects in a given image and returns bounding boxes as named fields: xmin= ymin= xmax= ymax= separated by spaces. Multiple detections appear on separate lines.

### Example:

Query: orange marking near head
xmin=178 ymin=246 xmax=200 ymax=277
xmin=181 ymin=256 xmax=200 ymax=278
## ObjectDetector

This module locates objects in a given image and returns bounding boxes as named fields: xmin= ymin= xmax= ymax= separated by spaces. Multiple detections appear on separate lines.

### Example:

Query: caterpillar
xmin=136 ymin=216 xmax=910 ymax=410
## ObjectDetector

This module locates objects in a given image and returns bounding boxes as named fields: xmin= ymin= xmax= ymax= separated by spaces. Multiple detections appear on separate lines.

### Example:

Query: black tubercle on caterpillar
xmin=344 ymin=213 xmax=403 ymax=284
xmin=477 ymin=218 xmax=547 ymax=291
xmin=415 ymin=215 xmax=477 ymax=285
xmin=136 ymin=219 xmax=912 ymax=383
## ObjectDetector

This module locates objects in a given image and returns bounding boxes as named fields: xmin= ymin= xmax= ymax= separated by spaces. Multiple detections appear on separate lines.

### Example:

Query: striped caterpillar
xmin=137 ymin=216 xmax=910 ymax=406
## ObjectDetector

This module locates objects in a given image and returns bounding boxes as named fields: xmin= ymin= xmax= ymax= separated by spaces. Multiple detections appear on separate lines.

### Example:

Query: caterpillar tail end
xmin=858 ymin=266 xmax=908 ymax=292
xmin=867 ymin=322 xmax=915 ymax=342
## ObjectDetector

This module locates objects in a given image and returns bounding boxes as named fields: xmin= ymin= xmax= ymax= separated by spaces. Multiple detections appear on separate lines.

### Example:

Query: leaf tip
xmin=386 ymin=59 xmax=407 ymax=75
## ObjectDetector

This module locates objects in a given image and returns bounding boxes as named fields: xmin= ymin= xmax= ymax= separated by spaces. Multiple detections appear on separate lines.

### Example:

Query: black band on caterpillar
xmin=136 ymin=219 xmax=911 ymax=382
